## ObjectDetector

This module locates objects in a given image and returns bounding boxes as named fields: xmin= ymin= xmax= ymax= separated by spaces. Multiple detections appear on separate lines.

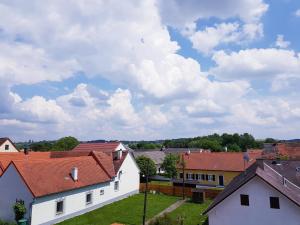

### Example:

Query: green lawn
xmin=150 ymin=181 xmax=172 ymax=186
xmin=57 ymin=194 xmax=179 ymax=225
xmin=168 ymin=200 xmax=212 ymax=225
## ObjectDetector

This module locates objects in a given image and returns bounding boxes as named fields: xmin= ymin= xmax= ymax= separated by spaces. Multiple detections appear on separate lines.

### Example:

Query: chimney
xmin=24 ymin=144 xmax=29 ymax=155
xmin=71 ymin=167 xmax=78 ymax=181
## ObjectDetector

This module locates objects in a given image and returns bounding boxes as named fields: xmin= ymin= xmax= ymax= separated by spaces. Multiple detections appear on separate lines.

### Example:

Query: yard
xmin=168 ymin=200 xmax=212 ymax=225
xmin=57 ymin=194 xmax=179 ymax=225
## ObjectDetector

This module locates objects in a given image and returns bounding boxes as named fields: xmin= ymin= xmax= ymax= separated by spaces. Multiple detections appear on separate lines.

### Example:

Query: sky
xmin=0 ymin=0 xmax=300 ymax=141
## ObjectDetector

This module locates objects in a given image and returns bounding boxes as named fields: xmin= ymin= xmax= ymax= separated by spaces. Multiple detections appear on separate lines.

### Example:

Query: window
xmin=192 ymin=174 xmax=195 ymax=180
xmin=201 ymin=174 xmax=205 ymax=180
xmin=212 ymin=175 xmax=216 ymax=181
xmin=240 ymin=194 xmax=249 ymax=206
xmin=179 ymin=173 xmax=183 ymax=179
xmin=86 ymin=193 xmax=92 ymax=205
xmin=270 ymin=197 xmax=280 ymax=209
xmin=187 ymin=173 xmax=193 ymax=180
xmin=5 ymin=145 xmax=9 ymax=150
xmin=198 ymin=174 xmax=202 ymax=180
xmin=208 ymin=175 xmax=214 ymax=181
xmin=100 ymin=189 xmax=104 ymax=195
xmin=56 ymin=200 xmax=64 ymax=214
xmin=195 ymin=174 xmax=198 ymax=180
xmin=114 ymin=181 xmax=119 ymax=191
xmin=205 ymin=174 xmax=209 ymax=181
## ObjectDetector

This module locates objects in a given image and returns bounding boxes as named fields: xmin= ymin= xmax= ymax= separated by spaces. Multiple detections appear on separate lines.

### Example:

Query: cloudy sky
xmin=0 ymin=0 xmax=300 ymax=141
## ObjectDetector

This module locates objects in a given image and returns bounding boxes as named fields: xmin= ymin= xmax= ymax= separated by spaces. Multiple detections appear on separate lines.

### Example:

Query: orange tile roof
xmin=72 ymin=142 xmax=121 ymax=153
xmin=277 ymin=143 xmax=300 ymax=158
xmin=180 ymin=151 xmax=262 ymax=172
xmin=1 ymin=151 xmax=129 ymax=197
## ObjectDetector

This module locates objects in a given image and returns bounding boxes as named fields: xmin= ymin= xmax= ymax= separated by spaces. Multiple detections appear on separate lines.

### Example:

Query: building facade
xmin=0 ymin=138 xmax=18 ymax=152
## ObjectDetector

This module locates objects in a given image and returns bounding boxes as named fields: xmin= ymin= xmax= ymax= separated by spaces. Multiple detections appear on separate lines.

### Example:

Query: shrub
xmin=13 ymin=201 xmax=26 ymax=221
xmin=148 ymin=214 xmax=177 ymax=225
xmin=0 ymin=219 xmax=17 ymax=225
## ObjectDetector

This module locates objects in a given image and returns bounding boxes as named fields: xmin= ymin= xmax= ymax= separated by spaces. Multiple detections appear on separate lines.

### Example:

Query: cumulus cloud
xmin=295 ymin=9 xmax=300 ymax=17
xmin=275 ymin=35 xmax=290 ymax=49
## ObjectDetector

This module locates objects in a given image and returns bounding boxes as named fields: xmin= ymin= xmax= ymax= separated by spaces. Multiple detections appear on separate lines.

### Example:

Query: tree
xmin=161 ymin=154 xmax=179 ymax=178
xmin=227 ymin=143 xmax=241 ymax=152
xmin=52 ymin=136 xmax=79 ymax=151
xmin=13 ymin=201 xmax=26 ymax=221
xmin=135 ymin=156 xmax=157 ymax=176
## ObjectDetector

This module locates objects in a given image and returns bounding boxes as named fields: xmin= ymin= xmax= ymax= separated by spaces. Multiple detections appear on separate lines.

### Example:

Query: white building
xmin=204 ymin=160 xmax=300 ymax=225
xmin=0 ymin=149 xmax=139 ymax=225
xmin=0 ymin=138 xmax=19 ymax=152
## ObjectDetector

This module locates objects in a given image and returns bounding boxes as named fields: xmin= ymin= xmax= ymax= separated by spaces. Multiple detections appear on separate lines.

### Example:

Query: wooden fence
xmin=139 ymin=183 xmax=221 ymax=199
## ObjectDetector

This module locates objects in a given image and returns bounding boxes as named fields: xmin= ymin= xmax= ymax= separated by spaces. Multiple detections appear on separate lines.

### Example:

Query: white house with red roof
xmin=0 ymin=150 xmax=139 ymax=225
xmin=0 ymin=138 xmax=19 ymax=152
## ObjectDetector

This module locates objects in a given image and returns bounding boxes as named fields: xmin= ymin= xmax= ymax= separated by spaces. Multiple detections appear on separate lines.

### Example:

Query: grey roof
xmin=204 ymin=159 xmax=300 ymax=214
xmin=133 ymin=150 xmax=166 ymax=165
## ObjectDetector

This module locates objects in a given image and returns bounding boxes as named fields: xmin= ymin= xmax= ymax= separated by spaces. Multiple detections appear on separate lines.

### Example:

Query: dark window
xmin=270 ymin=197 xmax=280 ymax=209
xmin=201 ymin=174 xmax=205 ymax=180
xmin=192 ymin=174 xmax=195 ymax=180
xmin=179 ymin=173 xmax=183 ymax=179
xmin=114 ymin=181 xmax=119 ymax=191
xmin=5 ymin=145 xmax=9 ymax=150
xmin=240 ymin=194 xmax=249 ymax=206
xmin=86 ymin=193 xmax=92 ymax=205
xmin=100 ymin=189 xmax=104 ymax=195
xmin=195 ymin=174 xmax=198 ymax=180
xmin=205 ymin=174 xmax=209 ymax=181
xmin=212 ymin=175 xmax=216 ymax=181
xmin=186 ymin=173 xmax=189 ymax=179
xmin=56 ymin=200 xmax=64 ymax=214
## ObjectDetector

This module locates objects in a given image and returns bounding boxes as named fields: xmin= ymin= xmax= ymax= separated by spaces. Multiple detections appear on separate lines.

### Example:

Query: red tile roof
xmin=180 ymin=151 xmax=262 ymax=172
xmin=72 ymin=142 xmax=121 ymax=153
xmin=276 ymin=143 xmax=300 ymax=158
xmin=1 ymin=151 xmax=129 ymax=197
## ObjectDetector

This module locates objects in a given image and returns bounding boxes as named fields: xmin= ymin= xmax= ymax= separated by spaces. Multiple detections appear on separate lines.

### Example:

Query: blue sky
xmin=0 ymin=0 xmax=300 ymax=141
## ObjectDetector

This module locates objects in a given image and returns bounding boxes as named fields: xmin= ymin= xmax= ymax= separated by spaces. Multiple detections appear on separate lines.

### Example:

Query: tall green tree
xmin=161 ymin=154 xmax=179 ymax=178
xmin=52 ymin=136 xmax=79 ymax=151
xmin=135 ymin=156 xmax=157 ymax=176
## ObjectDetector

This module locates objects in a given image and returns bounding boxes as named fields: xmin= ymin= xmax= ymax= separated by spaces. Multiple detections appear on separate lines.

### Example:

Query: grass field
xmin=149 ymin=180 xmax=172 ymax=186
xmin=168 ymin=200 xmax=212 ymax=225
xmin=57 ymin=194 xmax=179 ymax=225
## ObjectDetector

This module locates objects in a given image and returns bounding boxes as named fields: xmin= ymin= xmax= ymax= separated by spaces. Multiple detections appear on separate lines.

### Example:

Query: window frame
xmin=114 ymin=181 xmax=119 ymax=191
xmin=270 ymin=196 xmax=280 ymax=209
xmin=86 ymin=192 xmax=93 ymax=205
xmin=56 ymin=199 xmax=64 ymax=215
xmin=100 ymin=189 xmax=105 ymax=195
xmin=5 ymin=145 xmax=9 ymax=150
xmin=240 ymin=194 xmax=249 ymax=206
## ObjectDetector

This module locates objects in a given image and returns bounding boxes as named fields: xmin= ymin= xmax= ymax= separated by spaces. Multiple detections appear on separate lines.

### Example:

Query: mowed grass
xmin=57 ymin=194 xmax=179 ymax=225
xmin=168 ymin=200 xmax=212 ymax=225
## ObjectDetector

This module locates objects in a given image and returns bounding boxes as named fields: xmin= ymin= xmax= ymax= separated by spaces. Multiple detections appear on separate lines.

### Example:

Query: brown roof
xmin=179 ymin=151 xmax=262 ymax=172
xmin=72 ymin=142 xmax=121 ymax=153
xmin=1 ymin=151 xmax=130 ymax=197
xmin=204 ymin=159 xmax=300 ymax=214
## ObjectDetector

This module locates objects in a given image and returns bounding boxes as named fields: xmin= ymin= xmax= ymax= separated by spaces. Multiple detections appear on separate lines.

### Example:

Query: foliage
xmin=264 ymin=138 xmax=277 ymax=143
xmin=129 ymin=142 xmax=162 ymax=149
xmin=0 ymin=220 xmax=17 ymax=225
xmin=161 ymin=154 xmax=179 ymax=178
xmin=29 ymin=136 xmax=79 ymax=152
xmin=13 ymin=201 xmax=26 ymax=221
xmin=148 ymin=214 xmax=177 ymax=225
xmin=58 ymin=194 xmax=179 ymax=225
xmin=227 ymin=143 xmax=241 ymax=152
xmin=136 ymin=156 xmax=157 ymax=176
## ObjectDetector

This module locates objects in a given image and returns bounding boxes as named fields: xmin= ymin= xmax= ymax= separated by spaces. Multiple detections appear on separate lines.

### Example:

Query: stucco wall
xmin=0 ymin=165 xmax=33 ymax=221
xmin=208 ymin=176 xmax=300 ymax=225
xmin=30 ymin=153 xmax=140 ymax=225
xmin=0 ymin=140 xmax=18 ymax=152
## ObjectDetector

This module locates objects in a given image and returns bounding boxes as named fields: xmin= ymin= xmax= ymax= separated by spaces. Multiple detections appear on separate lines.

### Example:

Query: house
xmin=0 ymin=150 xmax=140 ymax=225
xmin=133 ymin=150 xmax=166 ymax=174
xmin=0 ymin=138 xmax=19 ymax=152
xmin=173 ymin=151 xmax=262 ymax=188
xmin=204 ymin=159 xmax=300 ymax=225
xmin=262 ymin=142 xmax=300 ymax=159
xmin=72 ymin=141 xmax=127 ymax=153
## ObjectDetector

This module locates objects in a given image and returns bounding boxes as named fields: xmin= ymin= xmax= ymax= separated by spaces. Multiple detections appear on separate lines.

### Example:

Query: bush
xmin=148 ymin=214 xmax=177 ymax=225
xmin=13 ymin=201 xmax=26 ymax=222
xmin=0 ymin=219 xmax=17 ymax=225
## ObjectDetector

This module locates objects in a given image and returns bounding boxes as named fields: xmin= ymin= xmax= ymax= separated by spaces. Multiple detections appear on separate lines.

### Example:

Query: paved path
xmin=145 ymin=199 xmax=187 ymax=225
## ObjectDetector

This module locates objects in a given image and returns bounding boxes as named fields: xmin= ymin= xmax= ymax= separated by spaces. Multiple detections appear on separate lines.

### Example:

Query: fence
xmin=139 ymin=183 xmax=221 ymax=199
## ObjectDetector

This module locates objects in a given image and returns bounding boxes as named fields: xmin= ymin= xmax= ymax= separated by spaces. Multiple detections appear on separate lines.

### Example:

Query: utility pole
xmin=182 ymin=154 xmax=185 ymax=200
xmin=142 ymin=161 xmax=149 ymax=225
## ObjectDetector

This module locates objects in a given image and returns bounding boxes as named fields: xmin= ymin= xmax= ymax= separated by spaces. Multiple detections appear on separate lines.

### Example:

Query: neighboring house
xmin=204 ymin=159 xmax=300 ymax=225
xmin=262 ymin=142 xmax=300 ymax=159
xmin=173 ymin=151 xmax=262 ymax=188
xmin=133 ymin=150 xmax=166 ymax=174
xmin=0 ymin=138 xmax=19 ymax=152
xmin=72 ymin=141 xmax=126 ymax=153
xmin=0 ymin=150 xmax=139 ymax=225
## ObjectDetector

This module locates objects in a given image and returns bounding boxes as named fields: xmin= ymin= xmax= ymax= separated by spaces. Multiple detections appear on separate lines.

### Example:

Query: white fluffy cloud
xmin=295 ymin=9 xmax=300 ymax=17
xmin=275 ymin=35 xmax=290 ymax=49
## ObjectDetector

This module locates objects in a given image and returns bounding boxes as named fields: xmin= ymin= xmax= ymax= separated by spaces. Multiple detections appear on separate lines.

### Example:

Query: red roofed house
xmin=173 ymin=151 xmax=262 ymax=188
xmin=0 ymin=137 xmax=19 ymax=152
xmin=0 ymin=150 xmax=139 ymax=225
xmin=72 ymin=141 xmax=127 ymax=153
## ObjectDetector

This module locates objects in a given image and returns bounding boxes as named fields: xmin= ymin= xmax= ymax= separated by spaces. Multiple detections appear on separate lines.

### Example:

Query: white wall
xmin=208 ymin=176 xmax=300 ymax=225
xmin=0 ymin=140 xmax=18 ymax=152
xmin=30 ymin=153 xmax=140 ymax=225
xmin=0 ymin=165 xmax=33 ymax=221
